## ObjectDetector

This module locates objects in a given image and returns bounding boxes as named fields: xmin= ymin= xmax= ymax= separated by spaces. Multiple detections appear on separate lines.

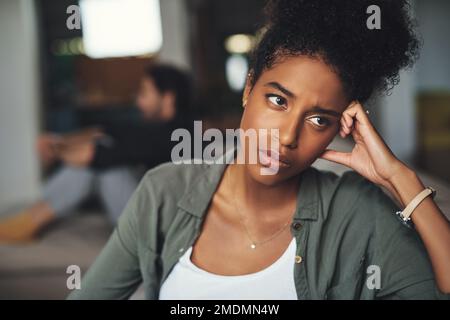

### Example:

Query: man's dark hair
xmin=249 ymin=0 xmax=420 ymax=103
xmin=144 ymin=63 xmax=193 ymax=118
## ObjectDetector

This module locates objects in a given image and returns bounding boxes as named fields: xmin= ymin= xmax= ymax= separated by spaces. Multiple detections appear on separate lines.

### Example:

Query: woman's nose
xmin=278 ymin=118 xmax=301 ymax=149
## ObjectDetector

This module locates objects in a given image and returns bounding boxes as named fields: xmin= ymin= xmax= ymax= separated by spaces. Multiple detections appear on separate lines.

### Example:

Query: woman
xmin=68 ymin=0 xmax=450 ymax=299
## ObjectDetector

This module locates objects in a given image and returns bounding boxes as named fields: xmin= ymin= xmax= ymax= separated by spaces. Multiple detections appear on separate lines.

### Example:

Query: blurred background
xmin=0 ymin=0 xmax=449 ymax=299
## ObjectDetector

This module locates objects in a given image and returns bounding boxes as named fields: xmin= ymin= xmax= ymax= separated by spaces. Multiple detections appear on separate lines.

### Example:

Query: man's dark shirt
xmin=90 ymin=115 xmax=194 ymax=171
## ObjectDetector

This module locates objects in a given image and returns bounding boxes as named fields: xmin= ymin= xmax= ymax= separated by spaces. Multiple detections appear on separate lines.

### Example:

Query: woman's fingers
xmin=339 ymin=101 xmax=357 ymax=137
xmin=339 ymin=101 xmax=376 ymax=138
xmin=342 ymin=101 xmax=396 ymax=162
xmin=319 ymin=148 xmax=351 ymax=167
xmin=344 ymin=101 xmax=372 ymax=129
xmin=342 ymin=110 xmax=354 ymax=128
xmin=340 ymin=118 xmax=350 ymax=134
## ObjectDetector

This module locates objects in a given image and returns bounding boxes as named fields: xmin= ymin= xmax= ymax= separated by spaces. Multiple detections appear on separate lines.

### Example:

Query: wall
xmin=374 ymin=0 xmax=450 ymax=165
xmin=0 ymin=0 xmax=41 ymax=212
xmin=416 ymin=0 xmax=450 ymax=91
xmin=159 ymin=0 xmax=191 ymax=69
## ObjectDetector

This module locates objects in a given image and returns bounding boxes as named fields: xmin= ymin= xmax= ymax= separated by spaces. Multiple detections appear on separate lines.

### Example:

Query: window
xmin=80 ymin=0 xmax=163 ymax=58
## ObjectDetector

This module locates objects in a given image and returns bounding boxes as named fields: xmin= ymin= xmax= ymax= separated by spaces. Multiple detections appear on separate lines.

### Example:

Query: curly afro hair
xmin=249 ymin=0 xmax=420 ymax=103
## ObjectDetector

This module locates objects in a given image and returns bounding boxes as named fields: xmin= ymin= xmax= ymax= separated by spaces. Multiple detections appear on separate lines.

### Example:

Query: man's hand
xmin=62 ymin=127 xmax=104 ymax=145
xmin=36 ymin=133 xmax=63 ymax=168
xmin=59 ymin=140 xmax=96 ymax=167
xmin=36 ymin=127 xmax=104 ymax=168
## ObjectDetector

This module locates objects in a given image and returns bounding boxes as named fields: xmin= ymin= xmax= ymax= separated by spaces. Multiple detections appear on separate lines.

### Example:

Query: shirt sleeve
xmin=367 ymin=183 xmax=450 ymax=300
xmin=66 ymin=177 xmax=144 ymax=300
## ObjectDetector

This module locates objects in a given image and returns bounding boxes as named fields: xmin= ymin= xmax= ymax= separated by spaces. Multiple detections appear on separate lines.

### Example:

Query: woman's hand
xmin=319 ymin=101 xmax=407 ymax=201
xmin=319 ymin=101 xmax=450 ymax=294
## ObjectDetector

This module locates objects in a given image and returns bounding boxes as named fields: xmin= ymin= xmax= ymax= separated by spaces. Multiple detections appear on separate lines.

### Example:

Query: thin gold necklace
xmin=226 ymin=165 xmax=291 ymax=250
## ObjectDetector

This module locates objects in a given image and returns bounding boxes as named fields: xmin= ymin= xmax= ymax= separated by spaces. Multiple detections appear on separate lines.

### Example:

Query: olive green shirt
xmin=68 ymin=149 xmax=449 ymax=300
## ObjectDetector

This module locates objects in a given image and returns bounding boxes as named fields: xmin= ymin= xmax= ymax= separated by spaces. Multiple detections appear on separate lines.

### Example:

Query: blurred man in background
xmin=0 ymin=63 xmax=193 ymax=243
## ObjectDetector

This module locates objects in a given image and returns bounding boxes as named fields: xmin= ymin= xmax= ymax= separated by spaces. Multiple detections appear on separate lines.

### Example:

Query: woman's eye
xmin=266 ymin=94 xmax=287 ymax=108
xmin=308 ymin=116 xmax=331 ymax=128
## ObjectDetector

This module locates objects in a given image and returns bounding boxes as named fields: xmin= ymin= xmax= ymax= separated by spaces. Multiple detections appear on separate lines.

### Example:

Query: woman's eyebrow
xmin=306 ymin=106 xmax=342 ymax=118
xmin=264 ymin=81 xmax=295 ymax=98
xmin=264 ymin=81 xmax=342 ymax=117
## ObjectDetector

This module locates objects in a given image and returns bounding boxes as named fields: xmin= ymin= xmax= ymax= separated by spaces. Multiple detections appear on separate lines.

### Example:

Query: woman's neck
xmin=228 ymin=161 xmax=301 ymax=224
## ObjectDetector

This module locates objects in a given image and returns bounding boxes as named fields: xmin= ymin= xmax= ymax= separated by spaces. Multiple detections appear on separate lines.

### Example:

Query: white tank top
xmin=158 ymin=237 xmax=298 ymax=300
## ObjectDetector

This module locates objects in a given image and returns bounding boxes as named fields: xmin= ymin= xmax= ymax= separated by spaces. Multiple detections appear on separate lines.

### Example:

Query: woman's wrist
xmin=382 ymin=180 xmax=405 ymax=208
xmin=388 ymin=163 xmax=426 ymax=213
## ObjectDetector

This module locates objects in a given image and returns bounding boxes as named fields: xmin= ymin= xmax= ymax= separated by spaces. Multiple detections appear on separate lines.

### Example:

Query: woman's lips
xmin=258 ymin=148 xmax=291 ymax=168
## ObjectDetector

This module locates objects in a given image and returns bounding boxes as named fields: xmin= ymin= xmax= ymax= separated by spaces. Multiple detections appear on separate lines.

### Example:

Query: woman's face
xmin=240 ymin=55 xmax=350 ymax=185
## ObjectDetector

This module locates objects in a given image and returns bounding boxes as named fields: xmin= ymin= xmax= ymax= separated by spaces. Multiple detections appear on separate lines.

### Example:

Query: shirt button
xmin=292 ymin=222 xmax=302 ymax=231
xmin=295 ymin=255 xmax=303 ymax=264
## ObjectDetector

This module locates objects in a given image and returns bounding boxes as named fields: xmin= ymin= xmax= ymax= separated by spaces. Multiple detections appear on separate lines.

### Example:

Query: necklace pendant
xmin=250 ymin=243 xmax=256 ymax=249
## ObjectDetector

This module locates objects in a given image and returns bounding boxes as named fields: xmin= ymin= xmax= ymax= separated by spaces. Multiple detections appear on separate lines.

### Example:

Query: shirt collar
xmin=177 ymin=147 xmax=320 ymax=221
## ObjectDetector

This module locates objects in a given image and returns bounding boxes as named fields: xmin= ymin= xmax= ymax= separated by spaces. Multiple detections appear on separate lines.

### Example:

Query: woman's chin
xmin=245 ymin=162 xmax=292 ymax=186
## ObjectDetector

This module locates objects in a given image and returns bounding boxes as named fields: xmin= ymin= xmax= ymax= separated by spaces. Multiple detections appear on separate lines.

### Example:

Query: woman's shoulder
xmin=310 ymin=167 xmax=375 ymax=201
xmin=144 ymin=161 xmax=208 ymax=182
xmin=311 ymin=167 xmax=400 ymax=223
xmin=313 ymin=167 xmax=377 ymax=193
xmin=313 ymin=167 xmax=393 ymax=203
xmin=139 ymin=161 xmax=211 ymax=199
xmin=126 ymin=161 xmax=214 ymax=242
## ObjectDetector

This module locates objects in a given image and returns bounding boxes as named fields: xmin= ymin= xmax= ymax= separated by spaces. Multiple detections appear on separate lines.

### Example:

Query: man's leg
xmin=42 ymin=166 xmax=95 ymax=217
xmin=96 ymin=167 xmax=139 ymax=225
xmin=0 ymin=166 xmax=95 ymax=243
